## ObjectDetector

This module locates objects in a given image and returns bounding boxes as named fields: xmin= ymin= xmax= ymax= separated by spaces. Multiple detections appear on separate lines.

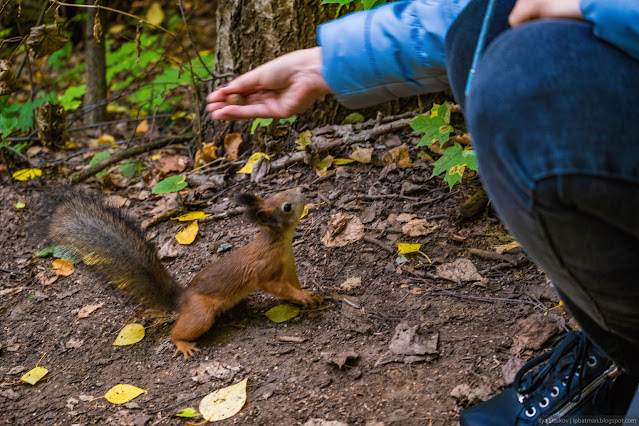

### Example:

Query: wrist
xmin=300 ymin=47 xmax=333 ymax=97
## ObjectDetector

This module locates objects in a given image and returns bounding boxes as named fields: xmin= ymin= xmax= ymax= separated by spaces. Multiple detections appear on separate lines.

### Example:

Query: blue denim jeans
xmin=446 ymin=0 xmax=639 ymax=376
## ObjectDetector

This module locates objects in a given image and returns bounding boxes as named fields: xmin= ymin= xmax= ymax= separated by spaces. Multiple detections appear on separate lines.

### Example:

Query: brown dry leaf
xmin=158 ymin=155 xmax=189 ymax=174
xmin=435 ymin=258 xmax=483 ymax=284
xmin=321 ymin=212 xmax=364 ymax=247
xmin=402 ymin=219 xmax=437 ymax=237
xmin=195 ymin=142 xmax=218 ymax=166
xmin=26 ymin=24 xmax=68 ymax=58
xmin=135 ymin=119 xmax=149 ymax=136
xmin=0 ymin=59 xmax=18 ymax=96
xmin=78 ymin=303 xmax=104 ymax=318
xmin=502 ymin=357 xmax=526 ymax=385
xmin=349 ymin=147 xmax=373 ymax=164
xmin=388 ymin=213 xmax=414 ymax=223
xmin=106 ymin=195 xmax=128 ymax=209
xmin=224 ymin=133 xmax=243 ymax=161
xmin=382 ymin=143 xmax=412 ymax=169
xmin=52 ymin=259 xmax=75 ymax=277
xmin=329 ymin=351 xmax=359 ymax=369
xmin=510 ymin=313 xmax=562 ymax=355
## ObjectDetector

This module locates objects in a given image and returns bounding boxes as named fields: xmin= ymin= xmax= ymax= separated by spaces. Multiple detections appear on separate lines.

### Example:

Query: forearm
xmin=318 ymin=0 xmax=471 ymax=109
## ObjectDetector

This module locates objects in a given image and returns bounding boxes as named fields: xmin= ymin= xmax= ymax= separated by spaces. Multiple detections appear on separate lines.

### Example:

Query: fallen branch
xmin=69 ymin=133 xmax=194 ymax=184
xmin=468 ymin=248 xmax=517 ymax=266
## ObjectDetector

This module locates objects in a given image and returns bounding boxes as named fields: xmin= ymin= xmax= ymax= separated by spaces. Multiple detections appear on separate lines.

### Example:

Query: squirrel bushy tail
xmin=49 ymin=192 xmax=182 ymax=310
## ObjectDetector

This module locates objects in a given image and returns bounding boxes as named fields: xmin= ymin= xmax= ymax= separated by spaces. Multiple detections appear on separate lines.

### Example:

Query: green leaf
xmin=152 ymin=175 xmax=188 ymax=194
xmin=26 ymin=295 xmax=35 ymax=300
xmin=360 ymin=0 xmax=386 ymax=9
xmin=265 ymin=304 xmax=300 ymax=323
xmin=58 ymin=85 xmax=86 ymax=111
xmin=36 ymin=246 xmax=56 ymax=257
xmin=120 ymin=159 xmax=144 ymax=178
xmin=175 ymin=407 xmax=200 ymax=418
xmin=320 ymin=0 xmax=353 ymax=6
xmin=0 ymin=115 xmax=19 ymax=138
xmin=250 ymin=118 xmax=273 ymax=134
xmin=341 ymin=112 xmax=365 ymax=125
xmin=430 ymin=103 xmax=451 ymax=124
xmin=279 ymin=116 xmax=297 ymax=124
xmin=411 ymin=113 xmax=450 ymax=147
xmin=431 ymin=143 xmax=478 ymax=189
xmin=89 ymin=151 xmax=111 ymax=167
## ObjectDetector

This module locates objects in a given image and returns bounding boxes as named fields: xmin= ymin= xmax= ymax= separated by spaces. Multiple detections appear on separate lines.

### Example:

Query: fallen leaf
xmin=15 ymin=200 xmax=26 ymax=209
xmin=435 ymin=258 xmax=483 ymax=284
xmin=333 ymin=158 xmax=355 ymax=166
xmin=78 ymin=303 xmax=104 ymax=318
xmin=65 ymin=338 xmax=84 ymax=349
xmin=195 ymin=142 xmax=218 ymax=165
xmin=402 ymin=219 xmax=437 ymax=237
xmin=175 ymin=407 xmax=200 ymax=418
xmin=172 ymin=211 xmax=211 ymax=221
xmin=20 ymin=367 xmax=48 ymax=385
xmin=106 ymin=195 xmax=128 ymax=208
xmin=329 ymin=351 xmax=359 ymax=369
xmin=389 ymin=322 xmax=438 ymax=356
xmin=52 ymin=259 xmax=75 ymax=277
xmin=495 ymin=241 xmax=521 ymax=254
xmin=237 ymin=152 xmax=270 ymax=174
xmin=135 ymin=119 xmax=149 ymax=136
xmin=97 ymin=134 xmax=115 ymax=145
xmin=224 ymin=133 xmax=243 ymax=161
xmin=104 ymin=384 xmax=147 ymax=404
xmin=199 ymin=378 xmax=248 ymax=422
xmin=340 ymin=277 xmax=362 ymax=291
xmin=158 ymin=155 xmax=189 ymax=174
xmin=349 ymin=146 xmax=373 ymax=163
xmin=314 ymin=155 xmax=334 ymax=177
xmin=382 ymin=144 xmax=412 ymax=168
xmin=265 ymin=304 xmax=300 ymax=323
xmin=502 ymin=357 xmax=526 ymax=385
xmin=321 ymin=212 xmax=364 ymax=247
xmin=300 ymin=205 xmax=310 ymax=220
xmin=176 ymin=222 xmax=199 ymax=245
xmin=13 ymin=168 xmax=42 ymax=181
xmin=113 ymin=323 xmax=145 ymax=346
xmin=296 ymin=130 xmax=311 ymax=151
xmin=510 ymin=313 xmax=562 ymax=355
xmin=152 ymin=175 xmax=187 ymax=194
xmin=397 ymin=243 xmax=421 ymax=255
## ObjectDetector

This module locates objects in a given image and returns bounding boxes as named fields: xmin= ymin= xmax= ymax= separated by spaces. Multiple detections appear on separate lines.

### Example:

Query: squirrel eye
xmin=282 ymin=203 xmax=292 ymax=212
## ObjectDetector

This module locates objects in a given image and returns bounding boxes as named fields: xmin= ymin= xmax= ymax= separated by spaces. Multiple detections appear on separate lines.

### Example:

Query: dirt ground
xmin=0 ymin=131 xmax=572 ymax=425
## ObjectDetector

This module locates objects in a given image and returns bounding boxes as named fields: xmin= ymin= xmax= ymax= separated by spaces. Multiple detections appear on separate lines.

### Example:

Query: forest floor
xmin=0 ymin=123 xmax=573 ymax=425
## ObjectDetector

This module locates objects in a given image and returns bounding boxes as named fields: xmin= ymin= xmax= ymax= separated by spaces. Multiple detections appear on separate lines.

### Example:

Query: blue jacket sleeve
xmin=580 ymin=0 xmax=639 ymax=61
xmin=317 ymin=0 xmax=471 ymax=109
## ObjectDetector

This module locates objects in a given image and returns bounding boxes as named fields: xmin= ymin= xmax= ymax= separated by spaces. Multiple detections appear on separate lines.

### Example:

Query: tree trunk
xmin=84 ymin=1 xmax=107 ymax=125
xmin=213 ymin=0 xmax=449 ymax=129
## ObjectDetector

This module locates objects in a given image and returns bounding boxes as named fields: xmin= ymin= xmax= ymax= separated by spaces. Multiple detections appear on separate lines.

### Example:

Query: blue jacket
xmin=318 ymin=0 xmax=639 ymax=109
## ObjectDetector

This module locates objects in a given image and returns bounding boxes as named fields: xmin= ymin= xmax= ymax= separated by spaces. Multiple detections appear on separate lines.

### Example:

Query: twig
xmin=69 ymin=133 xmax=194 ymax=183
xmin=362 ymin=235 xmax=394 ymax=254
xmin=199 ymin=207 xmax=244 ymax=223
xmin=0 ymin=268 xmax=25 ymax=275
xmin=468 ymin=248 xmax=517 ymax=266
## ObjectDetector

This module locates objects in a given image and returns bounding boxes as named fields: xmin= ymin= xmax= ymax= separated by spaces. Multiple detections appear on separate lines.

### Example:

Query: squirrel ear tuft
xmin=235 ymin=193 xmax=263 ymax=208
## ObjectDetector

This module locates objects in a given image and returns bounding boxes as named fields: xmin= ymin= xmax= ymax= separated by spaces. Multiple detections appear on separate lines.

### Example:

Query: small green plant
xmin=411 ymin=103 xmax=478 ymax=189
xmin=250 ymin=116 xmax=297 ymax=135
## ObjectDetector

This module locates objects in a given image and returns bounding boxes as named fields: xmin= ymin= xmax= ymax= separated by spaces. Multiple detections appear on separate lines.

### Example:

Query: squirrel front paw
xmin=298 ymin=291 xmax=322 ymax=308
xmin=173 ymin=340 xmax=199 ymax=359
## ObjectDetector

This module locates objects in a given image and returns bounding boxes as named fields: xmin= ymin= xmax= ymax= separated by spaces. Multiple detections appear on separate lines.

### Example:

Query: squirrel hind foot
xmin=173 ymin=341 xmax=199 ymax=359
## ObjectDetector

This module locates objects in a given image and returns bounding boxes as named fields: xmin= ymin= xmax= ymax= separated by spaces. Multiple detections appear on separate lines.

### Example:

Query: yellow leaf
xmin=15 ymin=200 xmax=26 ymax=209
xmin=300 ymin=205 xmax=309 ymax=220
xmin=549 ymin=300 xmax=564 ymax=311
xmin=236 ymin=152 xmax=270 ymax=174
xmin=494 ymin=241 xmax=521 ymax=254
xmin=314 ymin=155 xmax=333 ymax=177
xmin=296 ymin=130 xmax=311 ymax=151
xmin=135 ymin=120 xmax=149 ymax=136
xmin=52 ymin=259 xmax=75 ymax=277
xmin=333 ymin=158 xmax=355 ymax=165
xmin=108 ymin=24 xmax=126 ymax=34
xmin=20 ymin=367 xmax=48 ymax=385
xmin=145 ymin=2 xmax=165 ymax=26
xmin=97 ymin=134 xmax=115 ymax=145
xmin=176 ymin=221 xmax=199 ymax=245
xmin=151 ymin=154 xmax=161 ymax=161
xmin=113 ymin=323 xmax=145 ymax=346
xmin=172 ymin=211 xmax=211 ymax=221
xmin=199 ymin=378 xmax=248 ymax=422
xmin=64 ymin=140 xmax=78 ymax=149
xmin=13 ymin=168 xmax=42 ymax=181
xmin=106 ymin=103 xmax=129 ymax=114
xmin=171 ymin=111 xmax=187 ymax=120
xmin=104 ymin=384 xmax=147 ymax=404
xmin=397 ymin=243 xmax=421 ymax=255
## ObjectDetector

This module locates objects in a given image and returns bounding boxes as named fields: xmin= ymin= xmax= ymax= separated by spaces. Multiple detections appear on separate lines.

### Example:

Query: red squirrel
xmin=49 ymin=188 xmax=320 ymax=358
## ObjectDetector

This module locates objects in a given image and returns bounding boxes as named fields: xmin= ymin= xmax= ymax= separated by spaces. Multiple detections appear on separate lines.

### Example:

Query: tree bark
xmin=84 ymin=1 xmax=107 ymax=125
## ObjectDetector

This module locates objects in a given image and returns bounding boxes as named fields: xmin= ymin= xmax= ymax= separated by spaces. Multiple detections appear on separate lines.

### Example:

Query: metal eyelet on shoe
xmin=539 ymin=397 xmax=549 ymax=408
xmin=525 ymin=407 xmax=537 ymax=417
xmin=551 ymin=386 xmax=560 ymax=397
xmin=587 ymin=355 xmax=597 ymax=367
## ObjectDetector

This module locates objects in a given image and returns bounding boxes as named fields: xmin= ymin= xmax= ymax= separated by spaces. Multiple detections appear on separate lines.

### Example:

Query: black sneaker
xmin=460 ymin=331 xmax=636 ymax=425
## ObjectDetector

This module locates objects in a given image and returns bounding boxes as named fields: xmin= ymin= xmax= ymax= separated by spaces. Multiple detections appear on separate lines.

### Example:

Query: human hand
xmin=205 ymin=47 xmax=332 ymax=121
xmin=509 ymin=0 xmax=584 ymax=27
